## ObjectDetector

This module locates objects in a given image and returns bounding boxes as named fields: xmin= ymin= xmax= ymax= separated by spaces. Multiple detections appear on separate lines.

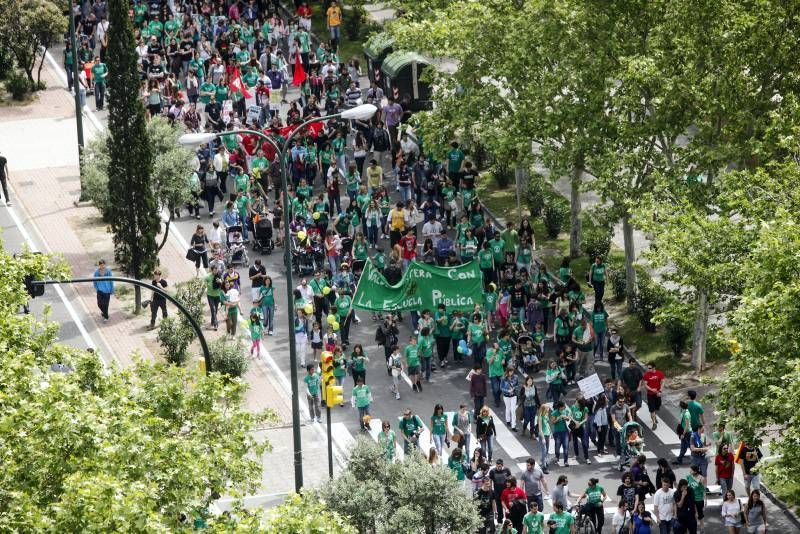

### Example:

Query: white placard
xmin=577 ymin=373 xmax=603 ymax=399
xmin=246 ymin=105 xmax=262 ymax=124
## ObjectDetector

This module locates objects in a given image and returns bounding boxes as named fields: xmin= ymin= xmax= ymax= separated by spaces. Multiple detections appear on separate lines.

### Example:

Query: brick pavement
xmin=0 ymin=58 xmax=292 ymax=424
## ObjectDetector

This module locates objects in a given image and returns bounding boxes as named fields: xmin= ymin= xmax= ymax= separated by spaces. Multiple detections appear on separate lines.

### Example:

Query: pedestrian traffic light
xmin=321 ymin=350 xmax=334 ymax=383
xmin=326 ymin=383 xmax=344 ymax=407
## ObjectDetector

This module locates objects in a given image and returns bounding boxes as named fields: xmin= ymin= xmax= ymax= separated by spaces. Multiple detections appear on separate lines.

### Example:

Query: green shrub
xmin=0 ymin=46 xmax=14 ymax=81
xmin=523 ymin=173 xmax=550 ymax=216
xmin=609 ymin=262 xmax=627 ymax=302
xmin=157 ymin=316 xmax=192 ymax=366
xmin=706 ymin=325 xmax=734 ymax=362
xmin=345 ymin=3 xmax=366 ymax=41
xmin=542 ymin=192 xmax=569 ymax=238
xmin=6 ymin=71 xmax=30 ymax=100
xmin=210 ymin=337 xmax=249 ymax=378
xmin=581 ymin=221 xmax=613 ymax=261
xmin=631 ymin=269 xmax=667 ymax=332
xmin=491 ymin=162 xmax=513 ymax=189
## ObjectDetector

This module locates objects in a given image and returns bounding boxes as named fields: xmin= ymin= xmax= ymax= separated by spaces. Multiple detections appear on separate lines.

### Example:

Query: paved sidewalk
xmin=0 ymin=58 xmax=294 ymax=425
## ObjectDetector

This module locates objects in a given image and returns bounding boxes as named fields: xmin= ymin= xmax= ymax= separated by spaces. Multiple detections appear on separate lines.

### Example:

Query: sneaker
xmin=542 ymin=468 xmax=550 ymax=475
xmin=511 ymin=427 xmax=518 ymax=433
xmin=268 ymin=330 xmax=274 ymax=335
xmin=585 ymin=458 xmax=592 ymax=465
xmin=412 ymin=384 xmax=418 ymax=392
xmin=672 ymin=459 xmax=683 ymax=466
xmin=5 ymin=201 xmax=10 ymax=206
xmin=395 ymin=393 xmax=400 ymax=400
xmin=563 ymin=461 xmax=569 ymax=467
xmin=417 ymin=382 xmax=423 ymax=391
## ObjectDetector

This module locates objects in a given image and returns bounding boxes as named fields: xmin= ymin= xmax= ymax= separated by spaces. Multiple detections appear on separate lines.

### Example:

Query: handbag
xmin=185 ymin=248 xmax=198 ymax=261
xmin=738 ymin=501 xmax=746 ymax=524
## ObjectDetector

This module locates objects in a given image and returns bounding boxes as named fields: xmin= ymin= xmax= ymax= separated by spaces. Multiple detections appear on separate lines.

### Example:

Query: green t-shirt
xmin=489 ymin=238 xmax=505 ymax=261
xmin=591 ymin=263 xmax=607 ymax=282
xmin=352 ymin=385 xmax=371 ymax=408
xmin=551 ymin=408 xmax=570 ymax=433
xmin=235 ymin=174 xmax=249 ymax=192
xmin=236 ymin=50 xmax=250 ymax=65
xmin=461 ymin=188 xmax=476 ymax=207
xmin=236 ymin=195 xmax=249 ymax=218
xmin=518 ymin=247 xmax=533 ymax=266
xmin=435 ymin=311 xmax=451 ymax=337
xmin=431 ymin=414 xmax=447 ymax=435
xmin=91 ymin=63 xmax=108 ymax=85
xmin=259 ymin=285 xmax=274 ymax=306
xmin=147 ymin=20 xmax=163 ymax=38
xmin=686 ymin=474 xmax=705 ymax=502
xmin=249 ymin=321 xmax=263 ymax=340
xmin=189 ymin=59 xmax=205 ymax=79
xmin=549 ymin=511 xmax=574 ymax=534
xmin=418 ymin=334 xmax=434 ymax=357
xmin=353 ymin=241 xmax=368 ymax=260
xmin=468 ymin=323 xmax=485 ymax=344
xmin=478 ymin=249 xmax=494 ymax=269
xmin=298 ymin=31 xmax=310 ymax=53
xmin=398 ymin=414 xmax=423 ymax=437
xmin=243 ymin=70 xmax=259 ymax=88
xmin=442 ymin=186 xmax=455 ymax=203
xmin=378 ymin=430 xmax=395 ymax=459
xmin=164 ymin=19 xmax=179 ymax=36
xmin=206 ymin=273 xmax=222 ymax=298
xmin=303 ymin=372 xmax=321 ymax=396
xmin=252 ymin=156 xmax=269 ymax=174
xmin=460 ymin=237 xmax=478 ymax=259
xmin=332 ymin=137 xmax=346 ymax=156
xmin=320 ymin=148 xmax=333 ymax=165
xmin=470 ymin=210 xmax=484 ymax=228
xmin=585 ymin=484 xmax=605 ymax=505
xmin=199 ymin=82 xmax=216 ymax=104
xmin=523 ymin=512 xmax=545 ymax=534
xmin=335 ymin=295 xmax=351 ymax=320
xmin=448 ymin=456 xmax=466 ymax=480
xmin=688 ymin=400 xmax=704 ymax=429
xmin=555 ymin=316 xmax=571 ymax=337
xmin=488 ymin=349 xmax=505 ymax=377
xmin=352 ymin=353 xmax=368 ymax=372
xmin=215 ymin=84 xmax=229 ymax=103
xmin=571 ymin=405 xmax=588 ymax=425
xmin=447 ymin=148 xmax=464 ymax=173
xmin=592 ymin=311 xmax=608 ymax=333
xmin=404 ymin=344 xmax=420 ymax=367
xmin=573 ymin=325 xmax=592 ymax=351
xmin=449 ymin=316 xmax=465 ymax=340
xmin=133 ymin=4 xmax=147 ymax=24
xmin=501 ymin=229 xmax=519 ymax=252
xmin=333 ymin=355 xmax=347 ymax=378
xmin=372 ymin=253 xmax=386 ymax=270
xmin=483 ymin=291 xmax=498 ymax=312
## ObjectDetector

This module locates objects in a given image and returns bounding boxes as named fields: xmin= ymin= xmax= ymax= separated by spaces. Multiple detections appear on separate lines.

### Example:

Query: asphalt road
xmin=46 ymin=54 xmax=796 ymax=533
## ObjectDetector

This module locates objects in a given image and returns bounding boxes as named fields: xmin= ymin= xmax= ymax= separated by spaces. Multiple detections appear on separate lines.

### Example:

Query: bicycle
xmin=571 ymin=504 xmax=597 ymax=534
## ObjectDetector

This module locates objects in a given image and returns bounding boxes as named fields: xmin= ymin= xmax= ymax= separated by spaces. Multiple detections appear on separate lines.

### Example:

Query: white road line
xmin=44 ymin=51 xmax=104 ymax=135
xmin=488 ymin=408 xmax=530 ymax=460
xmin=637 ymin=403 xmax=682 ymax=445
xmin=5 ymin=202 xmax=98 ymax=356
xmin=395 ymin=415 xmax=450 ymax=463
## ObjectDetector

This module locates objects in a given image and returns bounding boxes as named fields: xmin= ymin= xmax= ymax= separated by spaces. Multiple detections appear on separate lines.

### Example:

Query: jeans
xmin=96 ymin=291 xmax=111 ymax=319
xmin=340 ymin=313 xmax=352 ymax=345
xmin=690 ymin=454 xmax=708 ymax=477
xmin=609 ymin=357 xmax=624 ymax=381
xmin=596 ymin=424 xmax=608 ymax=453
xmin=538 ymin=434 xmax=550 ymax=466
xmin=432 ymin=433 xmax=445 ymax=457
xmin=659 ymin=519 xmax=673 ymax=534
xmin=150 ymin=299 xmax=167 ymax=326
xmin=553 ymin=430 xmax=569 ymax=463
xmin=307 ymin=394 xmax=321 ymax=420
xmin=719 ymin=477 xmax=733 ymax=497
xmin=594 ymin=330 xmax=606 ymax=358
xmin=480 ymin=435 xmax=493 ymax=461
xmin=676 ymin=432 xmax=690 ymax=462
xmin=457 ymin=433 xmax=472 ymax=456
xmin=94 ymin=82 xmax=106 ymax=109
xmin=328 ymin=255 xmax=339 ymax=277
xmin=358 ymin=406 xmax=370 ymax=429
xmin=367 ymin=225 xmax=378 ymax=246
xmin=261 ymin=303 xmax=274 ymax=331
xmin=329 ymin=24 xmax=340 ymax=42
xmin=527 ymin=493 xmax=544 ymax=514
xmin=436 ymin=336 xmax=450 ymax=363
xmin=593 ymin=280 xmax=605 ymax=302
xmin=522 ymin=405 xmax=537 ymax=434
xmin=490 ymin=376 xmax=503 ymax=406
xmin=472 ymin=341 xmax=486 ymax=367
xmin=399 ymin=185 xmax=411 ymax=202
xmin=473 ymin=396 xmax=484 ymax=419
xmin=207 ymin=294 xmax=220 ymax=327
xmin=422 ymin=356 xmax=432 ymax=380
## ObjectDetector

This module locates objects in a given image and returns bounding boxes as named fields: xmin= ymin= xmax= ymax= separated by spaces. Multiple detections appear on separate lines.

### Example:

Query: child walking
xmin=249 ymin=312 xmax=263 ymax=357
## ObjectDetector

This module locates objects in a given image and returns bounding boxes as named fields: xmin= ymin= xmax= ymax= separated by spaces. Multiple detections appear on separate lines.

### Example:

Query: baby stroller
xmin=618 ymin=421 xmax=645 ymax=471
xmin=517 ymin=334 xmax=541 ymax=375
xmin=252 ymin=214 xmax=274 ymax=254
xmin=291 ymin=236 xmax=316 ymax=275
xmin=225 ymin=225 xmax=249 ymax=267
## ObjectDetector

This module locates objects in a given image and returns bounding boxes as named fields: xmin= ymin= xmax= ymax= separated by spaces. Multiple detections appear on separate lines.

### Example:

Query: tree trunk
xmin=569 ymin=165 xmax=582 ymax=258
xmin=157 ymin=214 xmax=173 ymax=253
xmin=36 ymin=48 xmax=47 ymax=87
xmin=622 ymin=214 xmax=637 ymax=312
xmin=691 ymin=290 xmax=709 ymax=371
xmin=134 ymin=285 xmax=142 ymax=315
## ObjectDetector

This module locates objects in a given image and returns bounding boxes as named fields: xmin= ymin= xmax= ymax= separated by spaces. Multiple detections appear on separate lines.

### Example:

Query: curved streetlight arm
xmin=33 ymin=277 xmax=212 ymax=374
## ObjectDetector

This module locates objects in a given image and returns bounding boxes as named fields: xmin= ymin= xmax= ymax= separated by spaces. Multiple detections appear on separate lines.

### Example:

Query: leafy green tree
xmin=0 ymin=0 xmax=66 ymax=86
xmin=106 ymin=0 xmax=160 ymax=313
xmin=264 ymin=492 xmax=357 ymax=534
xmin=156 ymin=277 xmax=205 ymax=366
xmin=0 ymin=241 xmax=277 ymax=531
xmin=321 ymin=438 xmax=481 ymax=534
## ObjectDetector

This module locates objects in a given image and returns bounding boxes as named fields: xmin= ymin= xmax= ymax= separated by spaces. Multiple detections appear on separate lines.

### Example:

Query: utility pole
xmin=67 ymin=0 xmax=86 ymax=202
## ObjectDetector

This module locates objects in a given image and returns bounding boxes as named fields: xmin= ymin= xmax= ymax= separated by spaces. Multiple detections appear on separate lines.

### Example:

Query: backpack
xmin=203 ymin=171 xmax=220 ymax=188
xmin=375 ymin=325 xmax=386 ymax=346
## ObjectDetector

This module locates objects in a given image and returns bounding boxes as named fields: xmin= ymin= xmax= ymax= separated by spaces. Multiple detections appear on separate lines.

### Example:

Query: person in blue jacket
xmin=93 ymin=259 xmax=114 ymax=321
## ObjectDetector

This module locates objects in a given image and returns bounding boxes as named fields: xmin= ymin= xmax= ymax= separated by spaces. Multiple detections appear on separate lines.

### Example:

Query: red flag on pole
xmin=229 ymin=69 xmax=252 ymax=99
xmin=293 ymin=53 xmax=307 ymax=87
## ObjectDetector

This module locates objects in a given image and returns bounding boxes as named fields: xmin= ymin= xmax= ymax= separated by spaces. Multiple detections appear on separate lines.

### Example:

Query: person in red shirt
xmin=500 ymin=475 xmax=527 ymax=519
xmin=398 ymin=228 xmax=417 ymax=270
xmin=715 ymin=443 xmax=736 ymax=496
xmin=643 ymin=363 xmax=665 ymax=430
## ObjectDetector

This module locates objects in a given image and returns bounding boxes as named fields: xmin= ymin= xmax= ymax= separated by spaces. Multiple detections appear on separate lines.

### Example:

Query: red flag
xmin=229 ymin=69 xmax=252 ymax=99
xmin=292 ymin=53 xmax=307 ymax=87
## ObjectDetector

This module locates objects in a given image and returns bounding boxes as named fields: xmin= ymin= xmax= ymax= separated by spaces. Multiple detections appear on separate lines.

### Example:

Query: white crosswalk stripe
xmin=637 ymin=403 xmax=683 ymax=445
xmin=366 ymin=418 xmax=405 ymax=461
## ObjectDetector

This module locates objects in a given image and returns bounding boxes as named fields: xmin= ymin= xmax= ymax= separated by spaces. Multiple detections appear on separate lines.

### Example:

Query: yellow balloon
xmin=332 ymin=321 xmax=340 ymax=331
xmin=313 ymin=211 xmax=321 ymax=220
xmin=322 ymin=286 xmax=331 ymax=295
xmin=327 ymin=314 xmax=336 ymax=325
xmin=297 ymin=230 xmax=307 ymax=241
xmin=303 ymin=303 xmax=314 ymax=315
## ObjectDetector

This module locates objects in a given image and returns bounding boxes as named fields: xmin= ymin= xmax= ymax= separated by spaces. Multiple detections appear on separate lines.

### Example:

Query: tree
xmin=0 ymin=241 xmax=277 ymax=531
xmin=0 ymin=0 xmax=66 ymax=86
xmin=156 ymin=277 xmax=205 ymax=366
xmin=83 ymin=116 xmax=194 ymax=239
xmin=264 ymin=492 xmax=357 ymax=534
xmin=321 ymin=438 xmax=481 ymax=534
xmin=106 ymin=0 xmax=161 ymax=313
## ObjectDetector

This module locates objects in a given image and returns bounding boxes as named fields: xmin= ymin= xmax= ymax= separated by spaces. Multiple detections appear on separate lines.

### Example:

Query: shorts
xmin=631 ymin=390 xmax=643 ymax=409
xmin=311 ymin=341 xmax=323 ymax=349
xmin=646 ymin=394 xmax=661 ymax=412
xmin=408 ymin=365 xmax=420 ymax=376
xmin=695 ymin=500 xmax=704 ymax=519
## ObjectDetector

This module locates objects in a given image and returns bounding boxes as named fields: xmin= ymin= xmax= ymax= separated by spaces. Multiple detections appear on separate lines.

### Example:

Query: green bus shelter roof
xmin=364 ymin=32 xmax=395 ymax=59
xmin=380 ymin=51 xmax=431 ymax=79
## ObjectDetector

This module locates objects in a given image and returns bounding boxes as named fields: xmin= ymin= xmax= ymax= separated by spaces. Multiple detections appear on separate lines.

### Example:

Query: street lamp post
xmin=178 ymin=102 xmax=377 ymax=492
xmin=67 ymin=0 xmax=86 ymax=202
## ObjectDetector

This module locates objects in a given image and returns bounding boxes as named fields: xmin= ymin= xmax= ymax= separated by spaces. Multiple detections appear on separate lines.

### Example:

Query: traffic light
xmin=321 ymin=351 xmax=334 ymax=405
xmin=326 ymin=383 xmax=344 ymax=408
xmin=24 ymin=275 xmax=44 ymax=298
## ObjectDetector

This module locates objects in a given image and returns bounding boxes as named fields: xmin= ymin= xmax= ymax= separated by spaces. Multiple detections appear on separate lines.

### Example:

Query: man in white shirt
xmin=213 ymin=147 xmax=229 ymax=194
xmin=297 ymin=279 xmax=314 ymax=305
xmin=653 ymin=479 xmax=676 ymax=531
xmin=422 ymin=217 xmax=443 ymax=247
